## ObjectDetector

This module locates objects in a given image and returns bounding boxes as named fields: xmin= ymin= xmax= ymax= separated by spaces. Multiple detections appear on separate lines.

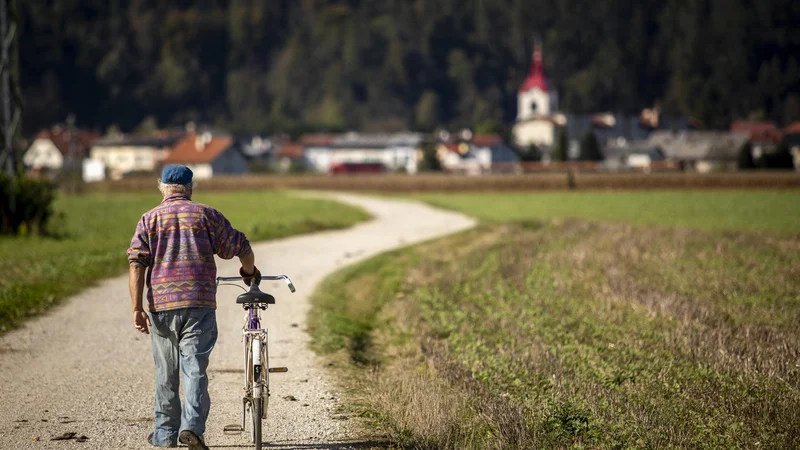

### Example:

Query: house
xmin=563 ymin=114 xmax=656 ymax=159
xmin=90 ymin=132 xmax=184 ymax=179
xmin=472 ymin=134 xmax=519 ymax=168
xmin=435 ymin=131 xmax=516 ymax=175
xmin=512 ymin=45 xmax=564 ymax=149
xmin=602 ymin=140 xmax=668 ymax=172
xmin=237 ymin=135 xmax=278 ymax=173
xmin=730 ymin=121 xmax=782 ymax=161
xmin=23 ymin=127 xmax=99 ymax=173
xmin=273 ymin=141 xmax=306 ymax=173
xmin=303 ymin=132 xmax=423 ymax=174
xmin=647 ymin=131 xmax=750 ymax=172
xmin=782 ymin=122 xmax=800 ymax=170
xmin=238 ymin=135 xmax=276 ymax=164
xmin=162 ymin=132 xmax=248 ymax=179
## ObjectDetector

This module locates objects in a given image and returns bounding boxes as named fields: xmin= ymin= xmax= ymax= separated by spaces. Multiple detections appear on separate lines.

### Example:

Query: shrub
xmin=552 ymin=127 xmax=569 ymax=162
xmin=0 ymin=172 xmax=57 ymax=236
xmin=579 ymin=131 xmax=603 ymax=161
xmin=737 ymin=143 xmax=756 ymax=169
xmin=517 ymin=144 xmax=542 ymax=162
xmin=758 ymin=144 xmax=795 ymax=169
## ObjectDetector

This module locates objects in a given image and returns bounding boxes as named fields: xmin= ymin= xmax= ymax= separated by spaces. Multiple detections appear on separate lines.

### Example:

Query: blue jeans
xmin=148 ymin=308 xmax=217 ymax=447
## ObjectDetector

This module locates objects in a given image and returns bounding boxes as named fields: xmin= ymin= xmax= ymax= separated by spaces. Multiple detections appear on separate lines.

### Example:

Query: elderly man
xmin=128 ymin=165 xmax=260 ymax=449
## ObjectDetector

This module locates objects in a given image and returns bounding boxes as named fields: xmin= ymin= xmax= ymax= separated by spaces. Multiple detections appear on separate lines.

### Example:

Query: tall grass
xmin=310 ymin=192 xmax=800 ymax=449
xmin=0 ymin=190 xmax=368 ymax=331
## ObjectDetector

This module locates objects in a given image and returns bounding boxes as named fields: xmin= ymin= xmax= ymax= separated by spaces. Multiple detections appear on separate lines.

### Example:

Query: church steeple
xmin=516 ymin=43 xmax=557 ymax=121
xmin=520 ymin=44 xmax=550 ymax=93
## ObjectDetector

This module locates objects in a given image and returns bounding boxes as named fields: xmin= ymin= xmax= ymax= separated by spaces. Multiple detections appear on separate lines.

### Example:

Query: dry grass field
xmin=309 ymin=191 xmax=800 ymax=449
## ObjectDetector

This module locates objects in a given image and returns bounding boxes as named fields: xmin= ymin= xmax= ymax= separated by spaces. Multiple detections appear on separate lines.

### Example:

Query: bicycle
xmin=217 ymin=273 xmax=296 ymax=450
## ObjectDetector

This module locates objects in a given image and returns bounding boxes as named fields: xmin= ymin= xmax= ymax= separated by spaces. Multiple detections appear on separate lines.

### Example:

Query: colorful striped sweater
xmin=127 ymin=194 xmax=252 ymax=312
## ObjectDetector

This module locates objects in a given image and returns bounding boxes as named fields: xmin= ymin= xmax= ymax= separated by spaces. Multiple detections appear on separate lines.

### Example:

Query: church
xmin=512 ymin=45 xmax=564 ymax=150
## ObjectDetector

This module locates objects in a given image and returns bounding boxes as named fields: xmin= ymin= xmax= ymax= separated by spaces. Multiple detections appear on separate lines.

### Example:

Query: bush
xmin=758 ymin=144 xmax=795 ymax=169
xmin=579 ymin=131 xmax=603 ymax=161
xmin=737 ymin=143 xmax=756 ymax=170
xmin=552 ymin=127 xmax=569 ymax=162
xmin=518 ymin=144 xmax=542 ymax=162
xmin=0 ymin=172 xmax=57 ymax=236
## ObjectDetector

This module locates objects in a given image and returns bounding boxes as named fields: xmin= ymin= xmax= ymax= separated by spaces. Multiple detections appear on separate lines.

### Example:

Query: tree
xmin=418 ymin=141 xmax=442 ymax=172
xmin=578 ymin=131 xmax=603 ymax=161
xmin=552 ymin=127 xmax=568 ymax=162
xmin=737 ymin=143 xmax=756 ymax=170
xmin=758 ymin=144 xmax=795 ymax=169
xmin=517 ymin=144 xmax=542 ymax=162
xmin=415 ymin=91 xmax=440 ymax=131
xmin=16 ymin=0 xmax=800 ymax=135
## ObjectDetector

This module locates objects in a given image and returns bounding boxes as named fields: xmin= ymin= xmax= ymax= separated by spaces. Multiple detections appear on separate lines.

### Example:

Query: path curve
xmin=0 ymin=194 xmax=476 ymax=449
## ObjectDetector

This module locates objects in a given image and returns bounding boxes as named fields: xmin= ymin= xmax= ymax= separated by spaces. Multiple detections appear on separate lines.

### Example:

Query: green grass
xmin=0 ymin=190 xmax=368 ymax=332
xmin=415 ymin=190 xmax=800 ymax=234
xmin=309 ymin=191 xmax=800 ymax=449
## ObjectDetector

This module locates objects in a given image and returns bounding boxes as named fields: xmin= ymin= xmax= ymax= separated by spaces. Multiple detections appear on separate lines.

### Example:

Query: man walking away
xmin=128 ymin=165 xmax=261 ymax=449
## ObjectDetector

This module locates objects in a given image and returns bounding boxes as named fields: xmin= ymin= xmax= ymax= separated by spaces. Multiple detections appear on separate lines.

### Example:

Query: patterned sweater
xmin=127 ymin=194 xmax=252 ymax=312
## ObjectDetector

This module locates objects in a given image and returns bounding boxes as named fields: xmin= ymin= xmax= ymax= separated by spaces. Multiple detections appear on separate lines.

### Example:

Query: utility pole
xmin=1 ymin=0 xmax=21 ymax=209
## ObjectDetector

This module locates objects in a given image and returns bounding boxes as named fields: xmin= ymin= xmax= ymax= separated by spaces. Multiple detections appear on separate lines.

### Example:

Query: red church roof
xmin=519 ymin=46 xmax=550 ymax=93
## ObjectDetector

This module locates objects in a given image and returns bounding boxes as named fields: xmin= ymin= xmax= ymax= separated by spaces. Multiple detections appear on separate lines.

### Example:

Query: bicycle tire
xmin=262 ymin=337 xmax=269 ymax=420
xmin=252 ymin=397 xmax=262 ymax=450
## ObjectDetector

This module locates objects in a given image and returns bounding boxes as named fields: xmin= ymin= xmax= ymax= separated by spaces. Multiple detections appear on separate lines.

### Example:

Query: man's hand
xmin=240 ymin=266 xmax=261 ymax=286
xmin=133 ymin=310 xmax=151 ymax=334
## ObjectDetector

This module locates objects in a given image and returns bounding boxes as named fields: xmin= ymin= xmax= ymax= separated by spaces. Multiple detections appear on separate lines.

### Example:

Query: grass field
xmin=310 ymin=191 xmax=800 ymax=449
xmin=0 ymin=190 xmax=368 ymax=332
xmin=416 ymin=190 xmax=800 ymax=233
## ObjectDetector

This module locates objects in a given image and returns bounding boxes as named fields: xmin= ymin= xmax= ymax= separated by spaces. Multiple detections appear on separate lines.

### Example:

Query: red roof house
xmin=163 ymin=132 xmax=247 ymax=179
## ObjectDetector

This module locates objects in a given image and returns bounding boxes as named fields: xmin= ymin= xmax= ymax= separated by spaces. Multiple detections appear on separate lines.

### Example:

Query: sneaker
xmin=148 ymin=432 xmax=177 ymax=448
xmin=178 ymin=430 xmax=209 ymax=450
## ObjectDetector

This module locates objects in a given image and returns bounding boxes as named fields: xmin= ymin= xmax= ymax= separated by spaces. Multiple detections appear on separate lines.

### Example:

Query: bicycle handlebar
xmin=216 ymin=274 xmax=296 ymax=293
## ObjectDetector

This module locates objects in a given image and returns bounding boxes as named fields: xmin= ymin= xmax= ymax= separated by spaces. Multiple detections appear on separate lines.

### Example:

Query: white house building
xmin=304 ymin=132 xmax=424 ymax=174
xmin=24 ymin=127 xmax=99 ymax=173
xmin=90 ymin=133 xmax=183 ymax=179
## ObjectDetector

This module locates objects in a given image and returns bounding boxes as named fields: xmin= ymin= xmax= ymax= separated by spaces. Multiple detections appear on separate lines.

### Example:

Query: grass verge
xmin=0 ymin=190 xmax=368 ymax=332
xmin=309 ymin=192 xmax=800 ymax=449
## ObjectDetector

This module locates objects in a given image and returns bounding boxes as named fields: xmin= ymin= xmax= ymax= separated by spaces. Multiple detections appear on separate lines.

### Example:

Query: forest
xmin=19 ymin=0 xmax=800 ymax=136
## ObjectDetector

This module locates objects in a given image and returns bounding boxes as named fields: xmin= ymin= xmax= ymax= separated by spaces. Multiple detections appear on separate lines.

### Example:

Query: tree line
xmin=20 ymin=0 xmax=800 ymax=136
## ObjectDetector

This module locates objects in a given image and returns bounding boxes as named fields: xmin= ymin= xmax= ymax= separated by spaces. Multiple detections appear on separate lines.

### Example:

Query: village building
xmin=162 ymin=132 xmax=248 ymax=179
xmin=782 ymin=121 xmax=800 ymax=170
xmin=304 ymin=132 xmax=423 ymax=174
xmin=273 ymin=141 xmax=306 ymax=173
xmin=647 ymin=131 xmax=750 ymax=172
xmin=730 ymin=120 xmax=782 ymax=162
xmin=89 ymin=132 xmax=184 ymax=180
xmin=23 ymin=126 xmax=99 ymax=174
xmin=436 ymin=131 xmax=518 ymax=174
xmin=512 ymin=45 xmax=563 ymax=150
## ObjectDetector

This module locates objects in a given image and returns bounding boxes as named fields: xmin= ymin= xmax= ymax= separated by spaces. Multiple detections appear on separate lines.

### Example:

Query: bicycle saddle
xmin=236 ymin=286 xmax=275 ymax=304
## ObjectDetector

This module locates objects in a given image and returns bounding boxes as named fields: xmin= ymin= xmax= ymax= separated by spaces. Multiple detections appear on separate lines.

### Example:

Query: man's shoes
xmin=178 ymin=430 xmax=209 ymax=450
xmin=147 ymin=432 xmax=176 ymax=448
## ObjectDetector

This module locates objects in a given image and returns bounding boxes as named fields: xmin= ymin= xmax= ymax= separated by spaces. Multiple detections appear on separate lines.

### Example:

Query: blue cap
xmin=161 ymin=165 xmax=193 ymax=185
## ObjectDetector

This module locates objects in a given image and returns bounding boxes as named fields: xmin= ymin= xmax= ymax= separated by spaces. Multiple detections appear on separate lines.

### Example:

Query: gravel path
xmin=0 ymin=193 xmax=475 ymax=449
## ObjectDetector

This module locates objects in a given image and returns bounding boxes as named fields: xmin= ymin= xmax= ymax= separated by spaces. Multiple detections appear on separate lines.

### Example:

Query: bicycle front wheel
xmin=252 ymin=397 xmax=262 ymax=450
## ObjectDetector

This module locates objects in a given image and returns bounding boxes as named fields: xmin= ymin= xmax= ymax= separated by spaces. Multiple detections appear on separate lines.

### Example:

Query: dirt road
xmin=0 ymin=194 xmax=475 ymax=449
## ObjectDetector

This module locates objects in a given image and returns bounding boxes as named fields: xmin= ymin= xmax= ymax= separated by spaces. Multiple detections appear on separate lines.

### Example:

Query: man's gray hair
xmin=158 ymin=181 xmax=195 ymax=196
